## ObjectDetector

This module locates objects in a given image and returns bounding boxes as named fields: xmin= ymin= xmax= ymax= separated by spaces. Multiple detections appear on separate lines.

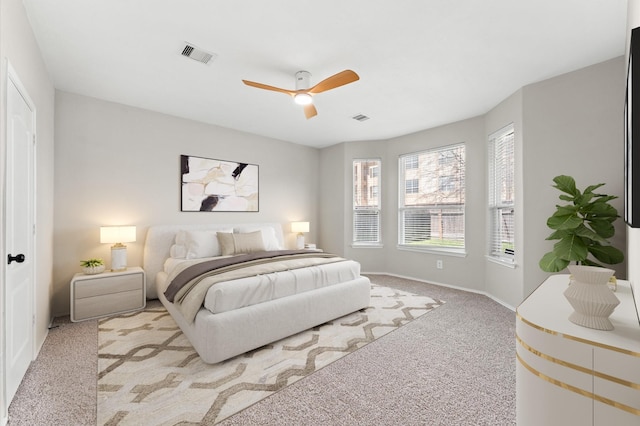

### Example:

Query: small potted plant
xmin=80 ymin=258 xmax=105 ymax=275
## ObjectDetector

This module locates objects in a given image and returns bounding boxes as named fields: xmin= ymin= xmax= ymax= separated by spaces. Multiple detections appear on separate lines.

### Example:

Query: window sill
xmin=351 ymin=243 xmax=384 ymax=249
xmin=486 ymin=255 xmax=516 ymax=269
xmin=396 ymin=245 xmax=466 ymax=258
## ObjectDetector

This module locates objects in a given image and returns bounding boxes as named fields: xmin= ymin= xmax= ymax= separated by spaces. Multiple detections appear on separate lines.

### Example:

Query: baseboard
xmin=363 ymin=271 xmax=516 ymax=312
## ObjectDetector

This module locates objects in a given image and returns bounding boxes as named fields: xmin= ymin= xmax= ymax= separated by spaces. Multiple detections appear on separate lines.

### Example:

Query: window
xmin=488 ymin=124 xmax=515 ymax=263
xmin=398 ymin=144 xmax=465 ymax=252
xmin=353 ymin=159 xmax=381 ymax=245
xmin=405 ymin=179 xmax=419 ymax=194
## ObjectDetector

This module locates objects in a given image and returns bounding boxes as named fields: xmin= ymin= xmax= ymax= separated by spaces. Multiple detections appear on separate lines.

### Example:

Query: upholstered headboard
xmin=142 ymin=222 xmax=285 ymax=299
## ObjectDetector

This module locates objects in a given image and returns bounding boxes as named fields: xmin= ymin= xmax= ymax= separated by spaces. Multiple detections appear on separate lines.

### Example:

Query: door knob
xmin=7 ymin=253 xmax=25 ymax=264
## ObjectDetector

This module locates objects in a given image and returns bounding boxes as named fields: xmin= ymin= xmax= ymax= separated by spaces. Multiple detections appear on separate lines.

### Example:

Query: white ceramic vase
xmin=563 ymin=265 xmax=620 ymax=330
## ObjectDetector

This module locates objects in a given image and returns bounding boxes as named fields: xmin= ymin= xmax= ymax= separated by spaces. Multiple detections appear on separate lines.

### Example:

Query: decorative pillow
xmin=184 ymin=229 xmax=233 ymax=259
xmin=217 ymin=231 xmax=266 ymax=256
xmin=233 ymin=226 xmax=282 ymax=251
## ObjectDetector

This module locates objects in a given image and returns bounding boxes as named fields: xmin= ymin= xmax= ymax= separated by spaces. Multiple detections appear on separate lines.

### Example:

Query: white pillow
xmin=234 ymin=226 xmax=282 ymax=251
xmin=184 ymin=229 xmax=233 ymax=259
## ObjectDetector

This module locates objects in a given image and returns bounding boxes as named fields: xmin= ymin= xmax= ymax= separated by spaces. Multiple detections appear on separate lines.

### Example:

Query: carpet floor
xmin=7 ymin=274 xmax=516 ymax=425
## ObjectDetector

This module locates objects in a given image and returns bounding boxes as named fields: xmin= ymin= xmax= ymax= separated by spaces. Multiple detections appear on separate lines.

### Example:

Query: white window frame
xmin=398 ymin=143 xmax=466 ymax=255
xmin=353 ymin=158 xmax=382 ymax=247
xmin=488 ymin=124 xmax=515 ymax=266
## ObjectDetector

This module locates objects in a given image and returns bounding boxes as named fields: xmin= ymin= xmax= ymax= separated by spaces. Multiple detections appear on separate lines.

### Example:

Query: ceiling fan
xmin=242 ymin=69 xmax=359 ymax=119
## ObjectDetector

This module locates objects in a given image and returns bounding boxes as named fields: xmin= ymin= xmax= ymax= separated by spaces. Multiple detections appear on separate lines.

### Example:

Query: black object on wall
xmin=625 ymin=27 xmax=640 ymax=227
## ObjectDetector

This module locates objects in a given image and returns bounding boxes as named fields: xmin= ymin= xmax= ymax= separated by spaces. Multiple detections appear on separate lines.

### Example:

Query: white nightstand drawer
xmin=75 ymin=273 xmax=142 ymax=298
xmin=74 ymin=289 xmax=143 ymax=320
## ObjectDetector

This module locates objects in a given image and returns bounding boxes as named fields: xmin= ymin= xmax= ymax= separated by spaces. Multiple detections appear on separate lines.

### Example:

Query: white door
xmin=4 ymin=65 xmax=35 ymax=405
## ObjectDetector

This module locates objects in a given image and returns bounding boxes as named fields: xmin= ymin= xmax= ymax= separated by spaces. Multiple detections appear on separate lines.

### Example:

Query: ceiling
xmin=22 ymin=0 xmax=628 ymax=148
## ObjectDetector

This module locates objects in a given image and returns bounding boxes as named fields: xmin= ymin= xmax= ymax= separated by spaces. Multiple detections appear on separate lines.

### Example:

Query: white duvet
xmin=158 ymin=255 xmax=361 ymax=315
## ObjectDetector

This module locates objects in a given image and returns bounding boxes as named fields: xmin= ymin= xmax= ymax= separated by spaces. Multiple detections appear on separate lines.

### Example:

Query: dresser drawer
xmin=74 ymin=289 xmax=144 ymax=321
xmin=75 ymin=272 xmax=143 ymax=299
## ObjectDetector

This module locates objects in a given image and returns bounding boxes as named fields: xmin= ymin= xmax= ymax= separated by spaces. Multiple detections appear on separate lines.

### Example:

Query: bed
xmin=143 ymin=223 xmax=371 ymax=364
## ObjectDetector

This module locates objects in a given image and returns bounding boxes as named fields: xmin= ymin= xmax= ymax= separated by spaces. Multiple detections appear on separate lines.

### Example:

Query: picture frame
xmin=180 ymin=154 xmax=259 ymax=212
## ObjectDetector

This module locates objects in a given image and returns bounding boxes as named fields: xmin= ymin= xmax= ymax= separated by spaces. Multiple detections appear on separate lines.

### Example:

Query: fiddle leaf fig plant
xmin=539 ymin=175 xmax=624 ymax=272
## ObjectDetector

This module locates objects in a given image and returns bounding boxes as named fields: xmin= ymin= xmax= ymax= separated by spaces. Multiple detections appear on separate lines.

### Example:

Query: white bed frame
xmin=143 ymin=223 xmax=371 ymax=364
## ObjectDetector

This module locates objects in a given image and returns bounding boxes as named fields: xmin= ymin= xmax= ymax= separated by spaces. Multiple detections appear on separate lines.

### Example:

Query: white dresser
xmin=516 ymin=274 xmax=640 ymax=425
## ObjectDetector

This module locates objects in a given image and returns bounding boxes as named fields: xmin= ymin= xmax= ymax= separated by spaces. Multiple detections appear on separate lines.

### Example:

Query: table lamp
xmin=291 ymin=222 xmax=309 ymax=250
xmin=100 ymin=226 xmax=136 ymax=271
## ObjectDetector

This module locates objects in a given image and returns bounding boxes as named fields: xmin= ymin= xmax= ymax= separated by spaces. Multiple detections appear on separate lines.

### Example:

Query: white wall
xmin=0 ymin=0 xmax=55 ymax=420
xmin=53 ymin=91 xmax=320 ymax=316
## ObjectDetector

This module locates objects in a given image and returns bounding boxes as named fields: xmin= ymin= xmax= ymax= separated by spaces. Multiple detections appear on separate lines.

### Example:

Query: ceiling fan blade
xmin=303 ymin=103 xmax=318 ymax=119
xmin=308 ymin=70 xmax=359 ymax=94
xmin=242 ymin=79 xmax=295 ymax=96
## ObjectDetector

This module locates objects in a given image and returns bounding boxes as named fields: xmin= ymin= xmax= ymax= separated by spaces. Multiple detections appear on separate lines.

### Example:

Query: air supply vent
xmin=352 ymin=114 xmax=370 ymax=122
xmin=181 ymin=43 xmax=217 ymax=65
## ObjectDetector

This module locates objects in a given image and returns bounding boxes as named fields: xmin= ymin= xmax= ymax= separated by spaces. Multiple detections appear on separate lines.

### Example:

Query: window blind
xmin=353 ymin=159 xmax=381 ymax=244
xmin=488 ymin=125 xmax=515 ymax=261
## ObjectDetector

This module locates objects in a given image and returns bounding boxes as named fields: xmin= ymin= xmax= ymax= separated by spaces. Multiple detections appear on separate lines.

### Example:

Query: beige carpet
xmin=97 ymin=284 xmax=443 ymax=425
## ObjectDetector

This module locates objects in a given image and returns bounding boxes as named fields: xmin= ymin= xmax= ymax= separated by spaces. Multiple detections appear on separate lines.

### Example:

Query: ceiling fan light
xmin=294 ymin=93 xmax=313 ymax=105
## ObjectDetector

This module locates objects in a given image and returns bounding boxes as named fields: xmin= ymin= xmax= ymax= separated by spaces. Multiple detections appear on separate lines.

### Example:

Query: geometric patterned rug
xmin=97 ymin=284 xmax=444 ymax=425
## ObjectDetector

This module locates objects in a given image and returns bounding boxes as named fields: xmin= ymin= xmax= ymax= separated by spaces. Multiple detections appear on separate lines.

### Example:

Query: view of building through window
xmin=398 ymin=144 xmax=465 ymax=250
xmin=353 ymin=159 xmax=381 ymax=244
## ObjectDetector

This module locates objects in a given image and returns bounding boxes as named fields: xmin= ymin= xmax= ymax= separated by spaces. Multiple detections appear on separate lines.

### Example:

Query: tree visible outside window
xmin=488 ymin=124 xmax=515 ymax=263
xmin=398 ymin=144 xmax=465 ymax=251
xmin=353 ymin=159 xmax=382 ymax=245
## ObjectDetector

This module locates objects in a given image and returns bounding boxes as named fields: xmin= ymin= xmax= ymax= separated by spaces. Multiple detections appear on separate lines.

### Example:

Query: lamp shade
xmin=100 ymin=226 xmax=136 ymax=244
xmin=291 ymin=222 xmax=309 ymax=234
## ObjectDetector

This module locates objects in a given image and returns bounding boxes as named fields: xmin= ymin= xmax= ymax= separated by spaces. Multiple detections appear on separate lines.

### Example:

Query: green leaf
xmin=545 ymin=229 xmax=568 ymax=240
xmin=572 ymin=224 xmax=608 ymax=244
xmin=539 ymin=252 xmax=570 ymax=272
xmin=552 ymin=175 xmax=579 ymax=197
xmin=584 ymin=202 xmax=618 ymax=218
xmin=558 ymin=195 xmax=574 ymax=202
xmin=588 ymin=245 xmax=624 ymax=265
xmin=583 ymin=183 xmax=605 ymax=194
xmin=554 ymin=205 xmax=578 ymax=215
xmin=553 ymin=235 xmax=588 ymax=261
xmin=588 ymin=219 xmax=615 ymax=239
xmin=547 ymin=214 xmax=582 ymax=230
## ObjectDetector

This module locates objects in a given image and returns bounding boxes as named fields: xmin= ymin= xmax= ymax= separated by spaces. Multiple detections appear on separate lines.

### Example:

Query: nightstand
xmin=70 ymin=266 xmax=146 ymax=322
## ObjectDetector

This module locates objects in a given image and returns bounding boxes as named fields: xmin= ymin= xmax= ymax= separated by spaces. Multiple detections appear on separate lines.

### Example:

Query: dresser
xmin=70 ymin=267 xmax=146 ymax=322
xmin=516 ymin=274 xmax=640 ymax=425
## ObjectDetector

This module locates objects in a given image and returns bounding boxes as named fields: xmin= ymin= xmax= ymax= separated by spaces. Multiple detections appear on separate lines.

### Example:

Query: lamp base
xmin=296 ymin=234 xmax=305 ymax=250
xmin=111 ymin=245 xmax=127 ymax=271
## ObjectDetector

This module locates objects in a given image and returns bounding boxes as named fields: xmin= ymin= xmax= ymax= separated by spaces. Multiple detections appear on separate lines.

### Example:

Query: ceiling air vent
xmin=181 ymin=43 xmax=216 ymax=65
xmin=352 ymin=114 xmax=370 ymax=122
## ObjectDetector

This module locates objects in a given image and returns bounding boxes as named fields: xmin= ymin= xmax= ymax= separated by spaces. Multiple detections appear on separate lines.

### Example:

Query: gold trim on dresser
xmin=516 ymin=311 xmax=640 ymax=358
xmin=516 ymin=352 xmax=640 ymax=416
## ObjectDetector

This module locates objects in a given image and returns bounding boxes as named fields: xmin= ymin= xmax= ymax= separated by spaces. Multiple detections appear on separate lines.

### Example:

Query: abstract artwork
xmin=181 ymin=155 xmax=258 ymax=212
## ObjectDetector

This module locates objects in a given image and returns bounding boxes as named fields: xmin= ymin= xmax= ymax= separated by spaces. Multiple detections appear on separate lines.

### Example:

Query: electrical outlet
xmin=436 ymin=259 xmax=443 ymax=269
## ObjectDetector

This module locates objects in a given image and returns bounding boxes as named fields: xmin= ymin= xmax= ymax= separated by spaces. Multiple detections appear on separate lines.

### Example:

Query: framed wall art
xmin=181 ymin=155 xmax=259 ymax=212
